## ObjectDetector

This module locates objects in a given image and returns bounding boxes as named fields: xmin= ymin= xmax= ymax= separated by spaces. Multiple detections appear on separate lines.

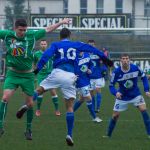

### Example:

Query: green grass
xmin=0 ymin=81 xmax=150 ymax=150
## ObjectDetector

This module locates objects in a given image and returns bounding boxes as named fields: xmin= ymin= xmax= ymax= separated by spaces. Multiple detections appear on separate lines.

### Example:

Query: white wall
xmin=88 ymin=0 xmax=96 ymax=14
xmin=68 ymin=0 xmax=80 ymax=14
xmin=104 ymin=0 xmax=115 ymax=13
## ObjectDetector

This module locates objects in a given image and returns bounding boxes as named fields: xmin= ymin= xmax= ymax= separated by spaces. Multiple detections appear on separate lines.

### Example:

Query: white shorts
xmin=113 ymin=95 xmax=146 ymax=112
xmin=89 ymin=77 xmax=105 ymax=90
xmin=40 ymin=68 xmax=77 ymax=99
xmin=77 ymin=85 xmax=91 ymax=97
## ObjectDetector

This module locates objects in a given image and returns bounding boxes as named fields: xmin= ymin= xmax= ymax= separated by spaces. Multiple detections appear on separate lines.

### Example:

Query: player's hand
xmin=102 ymin=57 xmax=113 ymax=67
xmin=145 ymin=92 xmax=150 ymax=97
xmin=87 ymin=69 xmax=92 ymax=74
xmin=116 ymin=92 xmax=122 ymax=99
xmin=61 ymin=18 xmax=71 ymax=25
xmin=33 ymin=68 xmax=39 ymax=75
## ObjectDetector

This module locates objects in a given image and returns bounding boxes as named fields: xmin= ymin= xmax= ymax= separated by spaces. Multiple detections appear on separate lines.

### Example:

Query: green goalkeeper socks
xmin=26 ymin=107 xmax=33 ymax=130
xmin=52 ymin=96 xmax=59 ymax=111
xmin=0 ymin=100 xmax=8 ymax=129
xmin=37 ymin=96 xmax=43 ymax=110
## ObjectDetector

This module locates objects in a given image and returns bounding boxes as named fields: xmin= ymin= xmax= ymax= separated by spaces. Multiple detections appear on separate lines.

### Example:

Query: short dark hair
xmin=120 ymin=53 xmax=130 ymax=58
xmin=15 ymin=19 xmax=27 ymax=27
xmin=60 ymin=28 xmax=71 ymax=39
xmin=87 ymin=39 xmax=95 ymax=44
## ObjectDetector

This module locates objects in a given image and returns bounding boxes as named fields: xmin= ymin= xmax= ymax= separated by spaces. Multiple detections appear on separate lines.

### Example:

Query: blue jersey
xmin=36 ymin=39 xmax=109 ymax=73
xmin=89 ymin=54 xmax=107 ymax=79
xmin=109 ymin=63 xmax=149 ymax=101
xmin=75 ymin=52 xmax=93 ymax=88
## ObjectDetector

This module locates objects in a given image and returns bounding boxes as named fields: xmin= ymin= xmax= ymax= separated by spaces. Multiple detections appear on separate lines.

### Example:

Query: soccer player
xmin=0 ymin=18 xmax=70 ymax=140
xmin=104 ymin=54 xmax=150 ymax=138
xmin=88 ymin=40 xmax=106 ymax=113
xmin=16 ymin=28 xmax=113 ymax=146
xmin=34 ymin=39 xmax=61 ymax=116
xmin=73 ymin=51 xmax=102 ymax=123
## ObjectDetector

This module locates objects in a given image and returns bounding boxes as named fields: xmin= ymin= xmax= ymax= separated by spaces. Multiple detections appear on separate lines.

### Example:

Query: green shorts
xmin=4 ymin=70 xmax=35 ymax=96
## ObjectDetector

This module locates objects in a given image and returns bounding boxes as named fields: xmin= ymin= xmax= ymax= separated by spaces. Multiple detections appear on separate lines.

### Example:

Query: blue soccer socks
xmin=66 ymin=112 xmax=74 ymax=137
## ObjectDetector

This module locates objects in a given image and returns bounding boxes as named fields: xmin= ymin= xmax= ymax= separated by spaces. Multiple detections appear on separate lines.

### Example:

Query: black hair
xmin=60 ymin=28 xmax=71 ymax=39
xmin=87 ymin=39 xmax=95 ymax=43
xmin=15 ymin=19 xmax=27 ymax=27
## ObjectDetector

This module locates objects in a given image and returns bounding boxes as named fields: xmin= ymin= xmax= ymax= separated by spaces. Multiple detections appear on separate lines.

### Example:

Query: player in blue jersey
xmin=16 ymin=28 xmax=113 ymax=146
xmin=104 ymin=53 xmax=150 ymax=138
xmin=73 ymin=52 xmax=102 ymax=123
xmin=88 ymin=40 xmax=107 ymax=113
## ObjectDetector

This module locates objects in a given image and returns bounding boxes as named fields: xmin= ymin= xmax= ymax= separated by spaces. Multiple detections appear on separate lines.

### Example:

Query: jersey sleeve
xmin=137 ymin=66 xmax=150 ymax=92
xmin=109 ymin=70 xmax=118 ymax=96
xmin=75 ymin=42 xmax=113 ymax=67
xmin=34 ymin=29 xmax=46 ymax=41
xmin=0 ymin=30 xmax=11 ymax=39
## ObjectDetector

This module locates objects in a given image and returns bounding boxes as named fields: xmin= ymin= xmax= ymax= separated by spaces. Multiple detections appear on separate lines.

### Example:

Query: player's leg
xmin=84 ymin=95 xmax=102 ymax=123
xmin=134 ymin=96 xmax=150 ymax=137
xmin=19 ymin=76 xmax=34 ymax=140
xmin=105 ymin=99 xmax=127 ymax=137
xmin=73 ymin=96 xmax=84 ymax=112
xmin=0 ymin=73 xmax=17 ymax=137
xmin=73 ymin=89 xmax=84 ymax=112
xmin=0 ymin=89 xmax=15 ymax=136
xmin=106 ymin=111 xmax=120 ymax=137
xmin=95 ymin=87 xmax=102 ymax=113
xmin=24 ymin=95 xmax=34 ymax=140
xmin=90 ymin=79 xmax=96 ymax=110
xmin=50 ymin=89 xmax=61 ymax=116
xmin=95 ymin=78 xmax=105 ymax=113
xmin=65 ymin=98 xmax=74 ymax=146
xmin=35 ymin=95 xmax=43 ymax=116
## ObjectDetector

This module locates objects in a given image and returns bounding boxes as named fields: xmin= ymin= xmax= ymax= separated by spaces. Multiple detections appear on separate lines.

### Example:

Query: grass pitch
xmin=0 ymin=81 xmax=150 ymax=150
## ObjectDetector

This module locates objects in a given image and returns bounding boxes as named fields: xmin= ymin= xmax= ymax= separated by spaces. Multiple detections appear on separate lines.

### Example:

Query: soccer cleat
xmin=95 ymin=109 xmax=100 ymax=113
xmin=16 ymin=105 xmax=28 ymax=119
xmin=35 ymin=110 xmax=41 ymax=117
xmin=24 ymin=129 xmax=32 ymax=140
xmin=102 ymin=135 xmax=110 ymax=138
xmin=0 ymin=128 xmax=4 ymax=137
xmin=66 ymin=135 xmax=74 ymax=146
xmin=92 ymin=117 xmax=103 ymax=123
xmin=55 ymin=110 xmax=61 ymax=116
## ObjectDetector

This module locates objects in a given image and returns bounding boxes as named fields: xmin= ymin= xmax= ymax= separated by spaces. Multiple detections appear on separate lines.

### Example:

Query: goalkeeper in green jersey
xmin=34 ymin=39 xmax=61 ymax=117
xmin=0 ymin=18 xmax=70 ymax=140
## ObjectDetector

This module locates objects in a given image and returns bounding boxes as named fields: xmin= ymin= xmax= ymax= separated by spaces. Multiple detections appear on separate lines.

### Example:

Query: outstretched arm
xmin=45 ymin=18 xmax=70 ymax=33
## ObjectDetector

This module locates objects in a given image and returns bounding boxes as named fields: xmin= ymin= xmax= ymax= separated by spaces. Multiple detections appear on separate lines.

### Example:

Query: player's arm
xmin=109 ymin=71 xmax=119 ymax=97
xmin=34 ymin=44 xmax=56 ymax=74
xmin=138 ymin=67 xmax=150 ymax=93
xmin=45 ymin=18 xmax=70 ymax=33
xmin=76 ymin=42 xmax=113 ymax=67
xmin=0 ymin=30 xmax=10 ymax=39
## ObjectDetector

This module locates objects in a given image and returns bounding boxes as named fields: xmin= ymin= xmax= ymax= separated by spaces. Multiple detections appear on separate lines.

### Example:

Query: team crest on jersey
xmin=80 ymin=65 xmax=88 ymax=72
xmin=124 ymin=80 xmax=133 ymax=89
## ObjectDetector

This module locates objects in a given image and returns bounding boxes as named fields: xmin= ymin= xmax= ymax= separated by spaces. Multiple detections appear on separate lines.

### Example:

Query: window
xmin=96 ymin=0 xmax=103 ymax=14
xmin=39 ymin=7 xmax=45 ymax=14
xmin=80 ymin=0 xmax=87 ymax=14
xmin=63 ymin=0 xmax=68 ymax=14
xmin=144 ymin=0 xmax=150 ymax=16
xmin=116 ymin=0 xmax=123 ymax=14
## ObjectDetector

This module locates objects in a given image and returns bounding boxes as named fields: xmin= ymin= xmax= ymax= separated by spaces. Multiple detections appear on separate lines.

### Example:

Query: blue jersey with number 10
xmin=36 ymin=39 xmax=107 ymax=73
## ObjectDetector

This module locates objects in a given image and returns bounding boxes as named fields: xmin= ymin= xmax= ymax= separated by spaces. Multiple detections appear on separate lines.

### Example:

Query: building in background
xmin=0 ymin=0 xmax=150 ymax=28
